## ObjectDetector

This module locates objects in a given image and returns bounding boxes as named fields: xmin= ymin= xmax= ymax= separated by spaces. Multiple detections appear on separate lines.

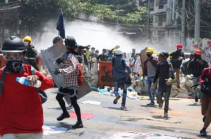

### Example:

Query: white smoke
xmin=34 ymin=20 xmax=149 ymax=53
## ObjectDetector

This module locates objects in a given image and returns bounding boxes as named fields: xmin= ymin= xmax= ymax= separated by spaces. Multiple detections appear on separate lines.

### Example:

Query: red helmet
xmin=194 ymin=49 xmax=202 ymax=56
xmin=177 ymin=44 xmax=183 ymax=49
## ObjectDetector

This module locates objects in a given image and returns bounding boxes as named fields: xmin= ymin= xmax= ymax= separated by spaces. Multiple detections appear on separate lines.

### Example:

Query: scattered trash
xmin=81 ymin=100 xmax=101 ymax=105
xmin=103 ymin=131 xmax=182 ymax=139
xmin=70 ymin=112 xmax=94 ymax=120
xmin=43 ymin=125 xmax=68 ymax=135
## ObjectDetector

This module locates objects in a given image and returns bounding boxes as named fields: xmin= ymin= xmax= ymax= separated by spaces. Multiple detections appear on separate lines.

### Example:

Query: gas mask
xmin=147 ymin=53 xmax=152 ymax=57
xmin=3 ymin=52 xmax=24 ymax=73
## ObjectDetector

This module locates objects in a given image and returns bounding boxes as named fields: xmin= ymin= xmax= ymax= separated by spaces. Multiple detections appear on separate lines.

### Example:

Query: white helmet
xmin=114 ymin=50 xmax=123 ymax=55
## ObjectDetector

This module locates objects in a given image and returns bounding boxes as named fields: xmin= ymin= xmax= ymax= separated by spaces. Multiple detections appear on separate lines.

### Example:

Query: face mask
xmin=6 ymin=61 xmax=24 ymax=73
xmin=3 ymin=52 xmax=24 ymax=73
xmin=177 ymin=49 xmax=182 ymax=52
xmin=24 ymin=42 xmax=29 ymax=47
xmin=147 ymin=53 xmax=152 ymax=57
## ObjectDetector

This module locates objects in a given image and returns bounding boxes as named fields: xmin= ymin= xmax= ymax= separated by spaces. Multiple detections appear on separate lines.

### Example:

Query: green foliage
xmin=20 ymin=0 xmax=147 ymax=35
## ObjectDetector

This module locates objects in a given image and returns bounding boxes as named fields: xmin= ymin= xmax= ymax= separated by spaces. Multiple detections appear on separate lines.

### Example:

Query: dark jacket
xmin=112 ymin=56 xmax=131 ymax=80
xmin=143 ymin=57 xmax=158 ymax=77
xmin=97 ymin=54 xmax=108 ymax=61
xmin=24 ymin=46 xmax=39 ymax=70
xmin=153 ymin=60 xmax=174 ymax=87
xmin=188 ymin=58 xmax=208 ymax=77
xmin=170 ymin=50 xmax=185 ymax=68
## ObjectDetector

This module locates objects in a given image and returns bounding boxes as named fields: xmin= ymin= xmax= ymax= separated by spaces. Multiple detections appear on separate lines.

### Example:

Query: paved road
xmin=43 ymin=88 xmax=206 ymax=139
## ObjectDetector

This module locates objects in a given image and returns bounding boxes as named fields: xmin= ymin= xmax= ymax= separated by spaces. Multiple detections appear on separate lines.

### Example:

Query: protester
xmin=199 ymin=66 xmax=211 ymax=136
xmin=188 ymin=49 xmax=208 ymax=103
xmin=22 ymin=36 xmax=39 ymax=70
xmin=112 ymin=50 xmax=131 ymax=110
xmin=97 ymin=49 xmax=108 ymax=61
xmin=129 ymin=48 xmax=137 ymax=75
xmin=143 ymin=48 xmax=158 ymax=106
xmin=0 ymin=36 xmax=54 ymax=139
xmin=181 ymin=53 xmax=194 ymax=76
xmin=54 ymin=36 xmax=83 ymax=129
xmin=153 ymin=52 xmax=174 ymax=118
xmin=169 ymin=44 xmax=185 ymax=88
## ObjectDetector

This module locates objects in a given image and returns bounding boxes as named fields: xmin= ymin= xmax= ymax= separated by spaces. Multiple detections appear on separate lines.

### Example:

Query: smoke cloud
xmin=34 ymin=20 xmax=150 ymax=53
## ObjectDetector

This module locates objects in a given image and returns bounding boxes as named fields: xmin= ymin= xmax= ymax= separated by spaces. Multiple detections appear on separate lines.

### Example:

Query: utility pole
xmin=181 ymin=0 xmax=186 ymax=49
xmin=194 ymin=0 xmax=201 ymax=46
xmin=147 ymin=0 xmax=151 ymax=42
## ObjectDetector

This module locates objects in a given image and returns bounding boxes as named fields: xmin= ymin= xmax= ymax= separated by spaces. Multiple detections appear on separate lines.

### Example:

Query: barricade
xmin=98 ymin=61 xmax=114 ymax=87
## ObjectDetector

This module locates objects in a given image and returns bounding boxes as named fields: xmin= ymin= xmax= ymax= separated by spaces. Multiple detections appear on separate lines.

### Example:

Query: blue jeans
xmin=114 ymin=82 xmax=127 ymax=106
xmin=147 ymin=76 xmax=157 ymax=103
xmin=193 ymin=76 xmax=201 ymax=99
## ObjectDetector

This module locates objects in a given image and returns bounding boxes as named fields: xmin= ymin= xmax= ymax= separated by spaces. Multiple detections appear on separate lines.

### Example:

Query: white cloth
xmin=1 ymin=132 xmax=43 ymax=139
xmin=133 ymin=57 xmax=141 ymax=73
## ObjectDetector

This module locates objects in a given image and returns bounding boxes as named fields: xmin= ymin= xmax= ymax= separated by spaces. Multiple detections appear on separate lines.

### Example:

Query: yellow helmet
xmin=146 ymin=47 xmax=154 ymax=53
xmin=153 ymin=51 xmax=157 ymax=55
xmin=22 ymin=36 xmax=32 ymax=44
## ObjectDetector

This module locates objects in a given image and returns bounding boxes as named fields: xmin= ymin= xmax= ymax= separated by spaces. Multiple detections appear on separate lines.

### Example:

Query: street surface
xmin=43 ymin=88 xmax=206 ymax=139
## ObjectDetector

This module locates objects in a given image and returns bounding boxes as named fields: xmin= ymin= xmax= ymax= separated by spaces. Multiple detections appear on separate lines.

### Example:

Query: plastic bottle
xmin=16 ymin=77 xmax=41 ymax=88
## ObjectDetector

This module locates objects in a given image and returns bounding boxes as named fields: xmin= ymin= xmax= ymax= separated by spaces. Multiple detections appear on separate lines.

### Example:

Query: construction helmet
xmin=114 ymin=50 xmax=123 ymax=55
xmin=2 ymin=36 xmax=25 ymax=52
xmin=153 ymin=50 xmax=157 ymax=55
xmin=177 ymin=44 xmax=183 ymax=49
xmin=159 ymin=52 xmax=169 ymax=58
xmin=65 ymin=36 xmax=77 ymax=48
xmin=23 ymin=36 xmax=32 ymax=44
xmin=194 ymin=49 xmax=202 ymax=56
xmin=146 ymin=47 xmax=154 ymax=53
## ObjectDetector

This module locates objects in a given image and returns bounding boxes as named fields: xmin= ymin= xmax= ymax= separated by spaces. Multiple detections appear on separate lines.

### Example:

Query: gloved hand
xmin=55 ymin=57 xmax=64 ymax=64
xmin=53 ymin=68 xmax=60 ymax=75
xmin=166 ymin=78 xmax=173 ymax=85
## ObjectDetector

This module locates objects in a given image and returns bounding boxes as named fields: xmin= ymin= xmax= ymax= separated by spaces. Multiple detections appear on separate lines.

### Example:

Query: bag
xmin=201 ymin=78 xmax=211 ymax=97
xmin=201 ymin=69 xmax=211 ymax=97
xmin=31 ymin=66 xmax=47 ymax=104
xmin=78 ymin=64 xmax=83 ymax=86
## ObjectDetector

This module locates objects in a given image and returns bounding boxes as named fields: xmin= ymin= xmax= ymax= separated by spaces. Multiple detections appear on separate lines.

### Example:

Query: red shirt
xmin=0 ymin=65 xmax=54 ymax=136
xmin=200 ymin=67 xmax=211 ymax=83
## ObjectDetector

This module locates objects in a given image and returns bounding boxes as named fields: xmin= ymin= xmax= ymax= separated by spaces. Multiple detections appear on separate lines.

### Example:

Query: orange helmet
xmin=194 ymin=49 xmax=202 ymax=56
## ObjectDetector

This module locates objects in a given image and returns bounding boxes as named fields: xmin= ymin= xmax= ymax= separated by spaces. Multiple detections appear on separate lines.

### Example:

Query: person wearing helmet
xmin=169 ymin=44 xmax=185 ymax=88
xmin=108 ymin=45 xmax=120 ymax=61
xmin=112 ymin=50 xmax=131 ymax=110
xmin=199 ymin=66 xmax=211 ymax=136
xmin=0 ymin=36 xmax=54 ymax=139
xmin=188 ymin=49 xmax=208 ymax=103
xmin=22 ymin=36 xmax=39 ymax=70
xmin=143 ymin=48 xmax=159 ymax=106
xmin=152 ymin=52 xmax=174 ymax=118
xmin=53 ymin=36 xmax=83 ymax=129
xmin=97 ymin=49 xmax=108 ymax=61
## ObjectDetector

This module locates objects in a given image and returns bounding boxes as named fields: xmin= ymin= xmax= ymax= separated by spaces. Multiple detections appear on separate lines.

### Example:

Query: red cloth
xmin=70 ymin=112 xmax=94 ymax=120
xmin=200 ymin=67 xmax=211 ymax=83
xmin=0 ymin=65 xmax=54 ymax=136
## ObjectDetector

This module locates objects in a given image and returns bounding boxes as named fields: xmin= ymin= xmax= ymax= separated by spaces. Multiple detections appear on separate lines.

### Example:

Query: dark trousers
xmin=157 ymin=85 xmax=172 ymax=113
xmin=56 ymin=90 xmax=82 ymax=123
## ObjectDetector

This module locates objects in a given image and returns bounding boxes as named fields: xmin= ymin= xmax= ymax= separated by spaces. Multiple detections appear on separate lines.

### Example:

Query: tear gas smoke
xmin=34 ymin=20 xmax=149 ymax=53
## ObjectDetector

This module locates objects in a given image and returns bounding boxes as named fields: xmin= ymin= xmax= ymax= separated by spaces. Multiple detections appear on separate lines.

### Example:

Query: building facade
xmin=149 ymin=0 xmax=180 ymax=51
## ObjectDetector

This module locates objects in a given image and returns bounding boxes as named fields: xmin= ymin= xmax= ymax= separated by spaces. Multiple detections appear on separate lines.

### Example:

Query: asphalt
xmin=42 ymin=88 xmax=207 ymax=139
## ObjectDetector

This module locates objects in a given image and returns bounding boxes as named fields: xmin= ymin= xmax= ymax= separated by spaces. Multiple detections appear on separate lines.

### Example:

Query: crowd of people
xmin=0 ymin=35 xmax=210 ymax=139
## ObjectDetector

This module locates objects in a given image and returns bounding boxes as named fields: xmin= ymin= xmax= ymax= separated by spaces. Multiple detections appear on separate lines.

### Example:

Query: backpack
xmin=78 ymin=64 xmax=83 ymax=86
